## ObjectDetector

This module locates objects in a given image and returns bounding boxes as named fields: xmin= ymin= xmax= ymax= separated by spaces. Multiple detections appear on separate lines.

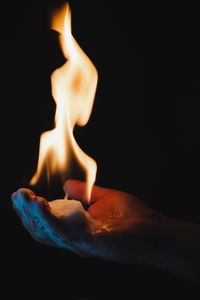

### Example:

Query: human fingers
xmin=11 ymin=188 xmax=57 ymax=245
xmin=11 ymin=188 xmax=94 ymax=254
xmin=63 ymin=179 xmax=116 ymax=204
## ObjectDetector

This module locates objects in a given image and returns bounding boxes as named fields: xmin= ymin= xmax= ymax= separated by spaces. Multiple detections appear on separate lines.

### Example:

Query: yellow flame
xmin=30 ymin=3 xmax=98 ymax=203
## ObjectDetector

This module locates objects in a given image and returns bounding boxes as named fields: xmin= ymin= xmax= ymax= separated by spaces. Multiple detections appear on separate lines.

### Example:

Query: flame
xmin=30 ymin=3 xmax=98 ymax=203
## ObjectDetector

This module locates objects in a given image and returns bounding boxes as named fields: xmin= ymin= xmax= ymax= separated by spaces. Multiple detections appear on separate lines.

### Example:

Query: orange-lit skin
xmin=11 ymin=2 xmax=200 ymax=283
xmin=12 ymin=180 xmax=200 ymax=281
xmin=12 ymin=181 xmax=159 ymax=258
xmin=30 ymin=3 xmax=97 ymax=203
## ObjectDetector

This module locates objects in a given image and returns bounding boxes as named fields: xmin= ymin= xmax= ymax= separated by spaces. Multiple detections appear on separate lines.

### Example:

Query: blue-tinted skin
xmin=11 ymin=180 xmax=200 ymax=282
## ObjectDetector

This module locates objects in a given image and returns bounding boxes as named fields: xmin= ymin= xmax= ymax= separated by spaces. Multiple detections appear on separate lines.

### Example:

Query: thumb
xmin=63 ymin=180 xmax=88 ymax=204
xmin=63 ymin=179 xmax=116 ymax=204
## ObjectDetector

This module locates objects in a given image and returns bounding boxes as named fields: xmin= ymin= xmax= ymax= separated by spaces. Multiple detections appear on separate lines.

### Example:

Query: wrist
xmin=149 ymin=214 xmax=200 ymax=280
xmin=147 ymin=215 xmax=177 ymax=268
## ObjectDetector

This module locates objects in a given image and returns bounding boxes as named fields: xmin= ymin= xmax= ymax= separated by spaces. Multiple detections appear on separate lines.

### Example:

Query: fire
xmin=30 ymin=3 xmax=98 ymax=203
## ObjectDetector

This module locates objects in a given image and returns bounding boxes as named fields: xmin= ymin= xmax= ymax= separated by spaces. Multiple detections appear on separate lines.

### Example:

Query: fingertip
xmin=63 ymin=179 xmax=70 ymax=194
xmin=36 ymin=195 xmax=50 ymax=210
xmin=16 ymin=188 xmax=35 ymax=201
xmin=11 ymin=192 xmax=17 ymax=202
xmin=14 ymin=188 xmax=47 ymax=208
xmin=18 ymin=188 xmax=35 ymax=195
xmin=11 ymin=192 xmax=18 ymax=211
xmin=63 ymin=179 xmax=81 ymax=195
xmin=63 ymin=179 xmax=77 ymax=192
xmin=63 ymin=179 xmax=88 ymax=204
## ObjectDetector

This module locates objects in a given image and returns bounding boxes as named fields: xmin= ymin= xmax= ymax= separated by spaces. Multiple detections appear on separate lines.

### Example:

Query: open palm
xmin=12 ymin=180 xmax=159 ymax=263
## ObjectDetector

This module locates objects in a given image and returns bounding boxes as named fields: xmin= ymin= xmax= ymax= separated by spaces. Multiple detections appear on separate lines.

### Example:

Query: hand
xmin=11 ymin=180 xmax=162 ymax=263
xmin=11 ymin=184 xmax=95 ymax=257
xmin=11 ymin=180 xmax=200 ymax=281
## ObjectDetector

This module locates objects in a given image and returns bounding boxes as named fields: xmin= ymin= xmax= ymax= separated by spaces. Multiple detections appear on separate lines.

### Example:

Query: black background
xmin=1 ymin=0 xmax=200 ymax=296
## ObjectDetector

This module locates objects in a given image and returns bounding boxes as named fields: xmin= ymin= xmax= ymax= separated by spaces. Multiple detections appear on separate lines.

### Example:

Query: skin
xmin=11 ymin=180 xmax=200 ymax=282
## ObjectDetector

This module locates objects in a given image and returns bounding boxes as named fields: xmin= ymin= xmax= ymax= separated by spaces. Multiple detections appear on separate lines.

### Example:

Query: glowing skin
xmin=12 ymin=180 xmax=200 ymax=282
xmin=12 ymin=187 xmax=94 ymax=254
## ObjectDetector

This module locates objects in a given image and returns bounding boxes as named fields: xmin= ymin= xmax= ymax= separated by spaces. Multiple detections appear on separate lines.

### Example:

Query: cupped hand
xmin=11 ymin=180 xmax=161 ymax=264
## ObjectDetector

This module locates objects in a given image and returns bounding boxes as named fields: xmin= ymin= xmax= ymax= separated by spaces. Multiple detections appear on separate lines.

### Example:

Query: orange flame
xmin=30 ymin=3 xmax=98 ymax=203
